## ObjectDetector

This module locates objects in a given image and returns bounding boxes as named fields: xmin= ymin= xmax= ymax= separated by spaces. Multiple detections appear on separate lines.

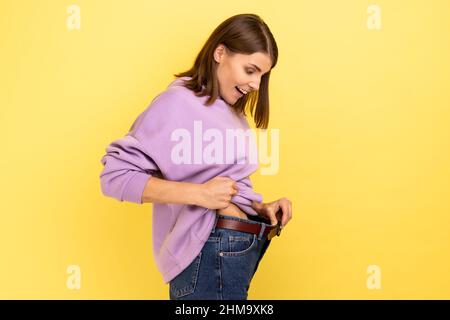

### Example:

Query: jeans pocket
xmin=169 ymin=252 xmax=202 ymax=299
xmin=222 ymin=233 xmax=257 ymax=256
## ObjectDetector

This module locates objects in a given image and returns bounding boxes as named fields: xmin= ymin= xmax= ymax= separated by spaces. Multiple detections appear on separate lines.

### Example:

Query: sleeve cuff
xmin=122 ymin=171 xmax=152 ymax=204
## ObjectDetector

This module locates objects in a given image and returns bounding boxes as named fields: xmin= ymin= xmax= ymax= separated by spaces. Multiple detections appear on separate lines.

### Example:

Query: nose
xmin=248 ymin=82 xmax=259 ymax=92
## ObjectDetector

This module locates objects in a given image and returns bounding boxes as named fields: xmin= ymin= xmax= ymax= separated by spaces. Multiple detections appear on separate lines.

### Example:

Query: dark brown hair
xmin=173 ymin=13 xmax=278 ymax=129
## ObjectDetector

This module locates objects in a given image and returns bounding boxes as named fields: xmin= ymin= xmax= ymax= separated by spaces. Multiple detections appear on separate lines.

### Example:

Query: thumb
xmin=269 ymin=214 xmax=278 ymax=226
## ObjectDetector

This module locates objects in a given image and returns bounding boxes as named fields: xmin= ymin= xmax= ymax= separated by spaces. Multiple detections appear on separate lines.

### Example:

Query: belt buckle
xmin=267 ymin=221 xmax=282 ymax=240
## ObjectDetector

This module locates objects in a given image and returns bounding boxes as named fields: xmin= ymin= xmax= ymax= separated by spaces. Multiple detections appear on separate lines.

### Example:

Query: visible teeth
xmin=237 ymin=86 xmax=248 ymax=94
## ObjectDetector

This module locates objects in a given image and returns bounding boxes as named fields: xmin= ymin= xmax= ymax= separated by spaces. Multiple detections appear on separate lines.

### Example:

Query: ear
xmin=213 ymin=44 xmax=226 ymax=63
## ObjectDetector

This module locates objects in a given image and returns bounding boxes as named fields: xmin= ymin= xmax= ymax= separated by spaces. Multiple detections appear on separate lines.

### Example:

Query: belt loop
xmin=211 ymin=213 xmax=219 ymax=234
xmin=257 ymin=223 xmax=266 ymax=240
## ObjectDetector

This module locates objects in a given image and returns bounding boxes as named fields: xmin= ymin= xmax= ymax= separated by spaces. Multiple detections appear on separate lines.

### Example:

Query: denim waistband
xmin=211 ymin=213 xmax=273 ymax=240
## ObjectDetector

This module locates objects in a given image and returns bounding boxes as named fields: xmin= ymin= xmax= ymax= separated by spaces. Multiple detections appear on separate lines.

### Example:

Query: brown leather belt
xmin=215 ymin=216 xmax=282 ymax=240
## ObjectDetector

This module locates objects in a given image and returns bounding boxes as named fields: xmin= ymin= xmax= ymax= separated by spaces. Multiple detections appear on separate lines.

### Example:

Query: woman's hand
xmin=252 ymin=198 xmax=293 ymax=228
xmin=198 ymin=176 xmax=238 ymax=209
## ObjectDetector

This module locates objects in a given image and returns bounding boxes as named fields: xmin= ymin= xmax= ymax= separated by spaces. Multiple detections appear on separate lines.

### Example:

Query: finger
xmin=289 ymin=202 xmax=292 ymax=221
xmin=269 ymin=214 xmax=278 ymax=226
xmin=284 ymin=201 xmax=292 ymax=223
xmin=280 ymin=203 xmax=290 ymax=228
xmin=264 ymin=209 xmax=276 ymax=226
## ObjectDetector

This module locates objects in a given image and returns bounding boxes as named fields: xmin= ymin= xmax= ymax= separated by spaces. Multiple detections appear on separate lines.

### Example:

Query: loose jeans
xmin=169 ymin=214 xmax=272 ymax=300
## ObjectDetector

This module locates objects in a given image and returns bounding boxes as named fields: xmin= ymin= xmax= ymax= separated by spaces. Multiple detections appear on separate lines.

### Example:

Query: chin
xmin=224 ymin=97 xmax=234 ymax=106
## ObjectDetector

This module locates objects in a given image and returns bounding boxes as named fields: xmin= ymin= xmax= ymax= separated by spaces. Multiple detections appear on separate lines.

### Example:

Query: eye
xmin=245 ymin=69 xmax=255 ymax=75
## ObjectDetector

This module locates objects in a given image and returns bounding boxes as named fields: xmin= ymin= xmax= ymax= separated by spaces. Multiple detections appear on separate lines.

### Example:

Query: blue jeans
xmin=169 ymin=214 xmax=272 ymax=300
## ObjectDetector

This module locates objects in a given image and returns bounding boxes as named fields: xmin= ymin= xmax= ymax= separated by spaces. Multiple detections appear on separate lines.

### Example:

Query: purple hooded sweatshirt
xmin=99 ymin=76 xmax=263 ymax=283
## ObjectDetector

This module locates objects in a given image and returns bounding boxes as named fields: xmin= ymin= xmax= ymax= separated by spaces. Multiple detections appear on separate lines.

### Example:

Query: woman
xmin=99 ymin=13 xmax=292 ymax=300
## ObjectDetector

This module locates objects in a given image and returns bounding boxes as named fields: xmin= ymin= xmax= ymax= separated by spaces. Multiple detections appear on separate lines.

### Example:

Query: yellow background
xmin=1 ymin=0 xmax=449 ymax=299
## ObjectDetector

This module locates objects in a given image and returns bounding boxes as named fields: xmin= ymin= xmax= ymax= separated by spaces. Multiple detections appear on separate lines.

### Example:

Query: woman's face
xmin=213 ymin=44 xmax=272 ymax=106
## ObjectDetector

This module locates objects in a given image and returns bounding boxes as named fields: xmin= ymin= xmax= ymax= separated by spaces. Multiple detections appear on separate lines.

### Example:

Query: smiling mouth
xmin=235 ymin=86 xmax=248 ymax=96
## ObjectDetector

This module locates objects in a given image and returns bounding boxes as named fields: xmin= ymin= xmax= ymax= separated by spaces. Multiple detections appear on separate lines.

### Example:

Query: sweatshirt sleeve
xmin=99 ymin=87 xmax=189 ymax=204
xmin=99 ymin=133 xmax=162 ymax=204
